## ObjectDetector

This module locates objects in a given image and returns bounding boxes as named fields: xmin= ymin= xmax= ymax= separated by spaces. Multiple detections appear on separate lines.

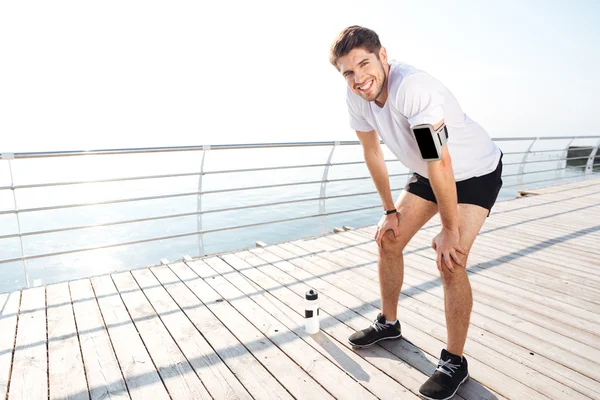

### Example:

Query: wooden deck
xmin=1 ymin=178 xmax=599 ymax=400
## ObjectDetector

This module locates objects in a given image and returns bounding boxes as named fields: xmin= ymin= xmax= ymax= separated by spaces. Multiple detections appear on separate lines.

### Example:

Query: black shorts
xmin=405 ymin=154 xmax=503 ymax=215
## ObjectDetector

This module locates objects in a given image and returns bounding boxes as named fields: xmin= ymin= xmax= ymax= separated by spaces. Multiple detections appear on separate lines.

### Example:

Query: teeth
xmin=359 ymin=80 xmax=373 ymax=90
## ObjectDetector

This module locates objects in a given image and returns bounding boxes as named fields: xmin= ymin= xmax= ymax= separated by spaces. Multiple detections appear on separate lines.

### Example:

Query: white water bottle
xmin=305 ymin=289 xmax=320 ymax=334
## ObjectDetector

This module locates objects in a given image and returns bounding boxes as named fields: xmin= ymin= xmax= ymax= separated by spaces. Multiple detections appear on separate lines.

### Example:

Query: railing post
xmin=405 ymin=170 xmax=413 ymax=186
xmin=319 ymin=142 xmax=338 ymax=234
xmin=196 ymin=145 xmax=209 ymax=256
xmin=585 ymin=139 xmax=600 ymax=175
xmin=558 ymin=138 xmax=575 ymax=179
xmin=517 ymin=138 xmax=537 ymax=188
xmin=3 ymin=155 xmax=30 ymax=287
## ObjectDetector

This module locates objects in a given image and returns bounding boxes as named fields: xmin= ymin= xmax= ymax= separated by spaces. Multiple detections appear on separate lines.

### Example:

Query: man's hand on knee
xmin=375 ymin=212 xmax=401 ymax=248
xmin=432 ymin=227 xmax=467 ymax=272
xmin=379 ymin=229 xmax=403 ymax=251
xmin=439 ymin=253 xmax=469 ymax=279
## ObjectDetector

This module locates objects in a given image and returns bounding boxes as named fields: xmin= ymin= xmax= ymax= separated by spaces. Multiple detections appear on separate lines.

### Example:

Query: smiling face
xmin=336 ymin=47 xmax=389 ymax=106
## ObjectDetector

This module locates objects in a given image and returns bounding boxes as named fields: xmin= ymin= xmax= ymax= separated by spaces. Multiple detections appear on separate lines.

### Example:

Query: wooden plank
xmin=405 ymin=232 xmax=600 ymax=320
xmin=270 ymin=242 xmax=549 ymax=400
xmin=0 ymin=291 xmax=20 ymax=399
xmin=499 ymin=194 xmax=600 ymax=211
xmin=91 ymin=275 xmax=170 ymax=400
xmin=284 ymin=238 xmax=592 ymax=399
xmin=410 ymin=229 xmax=600 ymax=308
xmin=466 ymin=241 xmax=600 ymax=299
xmin=331 ymin=232 xmax=600 ymax=347
xmin=174 ymin=260 xmax=335 ymax=400
xmin=498 ymin=184 xmax=600 ymax=206
xmin=486 ymin=215 xmax=600 ymax=245
xmin=151 ymin=264 xmax=293 ymax=400
xmin=489 ymin=208 xmax=600 ymax=232
xmin=418 ymin=215 xmax=600 ymax=268
xmin=351 ymin=226 xmax=600 ymax=325
xmin=323 ymin=233 xmax=600 ymax=397
xmin=8 ymin=287 xmax=47 ymax=400
xmin=484 ymin=209 xmax=600 ymax=238
xmin=47 ymin=282 xmax=89 ymax=400
xmin=357 ymin=227 xmax=600 ymax=323
xmin=478 ymin=223 xmax=600 ymax=261
xmin=130 ymin=268 xmax=253 ymax=400
xmin=69 ymin=279 xmax=129 ymax=400
xmin=498 ymin=193 xmax=600 ymax=211
xmin=330 ymin=229 xmax=600 ymax=367
xmin=466 ymin=239 xmax=600 ymax=281
xmin=466 ymin=224 xmax=600 ymax=271
xmin=224 ymin=250 xmax=486 ymax=400
xmin=350 ymin=222 xmax=600 ymax=283
xmin=111 ymin=272 xmax=211 ymax=400
xmin=200 ymin=256 xmax=383 ymax=400
xmin=494 ymin=186 xmax=600 ymax=213
xmin=495 ymin=196 xmax=600 ymax=213
xmin=522 ymin=179 xmax=600 ymax=195
xmin=466 ymin=243 xmax=600 ymax=291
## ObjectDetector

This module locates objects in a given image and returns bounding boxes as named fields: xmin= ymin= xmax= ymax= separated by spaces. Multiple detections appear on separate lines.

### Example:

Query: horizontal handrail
xmin=2 ymin=141 xmax=361 ymax=159
xmin=503 ymin=169 xmax=599 ymax=188
xmin=0 ymin=173 xmax=410 ymax=215
xmin=0 ymin=158 xmax=402 ymax=191
xmin=2 ymin=150 xmax=597 ymax=193
xmin=0 ymin=187 xmax=398 ymax=241
xmin=2 ymin=136 xmax=598 ymax=159
xmin=502 ymin=165 xmax=586 ymax=178
xmin=503 ymin=161 xmax=600 ymax=179
xmin=501 ymin=145 xmax=596 ymax=156
xmin=502 ymin=155 xmax=591 ymax=167
xmin=0 ymin=201 xmax=396 ymax=265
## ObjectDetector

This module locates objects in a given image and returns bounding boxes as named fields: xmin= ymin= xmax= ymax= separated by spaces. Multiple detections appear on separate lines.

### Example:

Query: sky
xmin=1 ymin=0 xmax=599 ymax=153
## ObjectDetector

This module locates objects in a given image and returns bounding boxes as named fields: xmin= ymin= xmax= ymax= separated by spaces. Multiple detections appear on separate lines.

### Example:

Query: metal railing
xmin=1 ymin=135 xmax=599 ymax=288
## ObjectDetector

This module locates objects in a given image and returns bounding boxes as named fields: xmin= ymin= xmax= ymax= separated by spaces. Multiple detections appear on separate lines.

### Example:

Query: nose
xmin=354 ymin=70 xmax=366 ymax=85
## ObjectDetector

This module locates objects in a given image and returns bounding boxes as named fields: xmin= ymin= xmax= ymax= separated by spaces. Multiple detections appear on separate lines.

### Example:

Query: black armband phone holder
xmin=410 ymin=123 xmax=448 ymax=161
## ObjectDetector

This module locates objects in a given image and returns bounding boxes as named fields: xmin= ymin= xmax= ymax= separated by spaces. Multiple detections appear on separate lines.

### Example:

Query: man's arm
xmin=426 ymin=121 xmax=458 ymax=231
xmin=356 ymin=129 xmax=401 ymax=246
xmin=356 ymin=129 xmax=395 ymax=211
xmin=426 ymin=120 xmax=465 ymax=270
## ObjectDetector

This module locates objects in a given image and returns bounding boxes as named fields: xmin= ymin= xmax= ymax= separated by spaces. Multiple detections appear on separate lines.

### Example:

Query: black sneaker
xmin=419 ymin=349 xmax=469 ymax=400
xmin=348 ymin=313 xmax=402 ymax=348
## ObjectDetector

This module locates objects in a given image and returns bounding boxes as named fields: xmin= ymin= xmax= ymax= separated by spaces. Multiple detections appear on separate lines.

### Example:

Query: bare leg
xmin=440 ymin=204 xmax=489 ymax=356
xmin=379 ymin=191 xmax=438 ymax=321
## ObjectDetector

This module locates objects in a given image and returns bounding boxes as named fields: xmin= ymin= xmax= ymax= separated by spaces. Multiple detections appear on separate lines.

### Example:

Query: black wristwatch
xmin=384 ymin=209 xmax=397 ymax=215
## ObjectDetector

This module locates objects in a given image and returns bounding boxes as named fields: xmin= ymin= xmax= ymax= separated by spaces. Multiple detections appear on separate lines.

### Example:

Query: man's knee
xmin=440 ymin=253 xmax=469 ymax=283
xmin=379 ymin=230 xmax=406 ymax=253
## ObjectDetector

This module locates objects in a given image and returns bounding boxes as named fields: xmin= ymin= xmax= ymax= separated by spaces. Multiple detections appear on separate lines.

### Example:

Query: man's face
xmin=337 ymin=47 xmax=388 ymax=103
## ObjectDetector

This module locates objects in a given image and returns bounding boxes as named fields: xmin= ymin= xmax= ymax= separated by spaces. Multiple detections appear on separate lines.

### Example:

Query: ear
xmin=379 ymin=46 xmax=388 ymax=63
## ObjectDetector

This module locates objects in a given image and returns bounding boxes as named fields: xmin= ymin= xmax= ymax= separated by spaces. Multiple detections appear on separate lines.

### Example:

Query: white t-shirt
xmin=346 ymin=60 xmax=501 ymax=181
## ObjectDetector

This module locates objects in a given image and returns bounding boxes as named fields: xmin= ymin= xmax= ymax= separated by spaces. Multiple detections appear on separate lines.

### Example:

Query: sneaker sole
xmin=348 ymin=333 xmax=402 ymax=349
xmin=418 ymin=374 xmax=469 ymax=400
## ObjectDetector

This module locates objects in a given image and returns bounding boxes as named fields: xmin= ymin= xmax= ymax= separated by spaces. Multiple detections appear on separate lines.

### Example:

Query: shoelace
xmin=371 ymin=320 xmax=391 ymax=332
xmin=436 ymin=358 xmax=460 ymax=377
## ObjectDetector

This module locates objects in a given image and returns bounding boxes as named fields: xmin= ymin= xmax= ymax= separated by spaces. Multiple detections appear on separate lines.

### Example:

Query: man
xmin=329 ymin=26 xmax=503 ymax=400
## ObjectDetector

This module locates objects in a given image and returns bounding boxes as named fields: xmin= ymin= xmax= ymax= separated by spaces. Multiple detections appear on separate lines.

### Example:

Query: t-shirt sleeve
xmin=396 ymin=73 xmax=445 ymax=127
xmin=346 ymin=94 xmax=373 ymax=132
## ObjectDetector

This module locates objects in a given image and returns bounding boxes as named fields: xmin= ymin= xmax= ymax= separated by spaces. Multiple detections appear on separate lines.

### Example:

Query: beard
xmin=361 ymin=59 xmax=387 ymax=102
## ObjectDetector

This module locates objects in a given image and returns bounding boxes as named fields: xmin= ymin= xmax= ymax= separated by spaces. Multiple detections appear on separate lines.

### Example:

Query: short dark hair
xmin=329 ymin=26 xmax=382 ymax=69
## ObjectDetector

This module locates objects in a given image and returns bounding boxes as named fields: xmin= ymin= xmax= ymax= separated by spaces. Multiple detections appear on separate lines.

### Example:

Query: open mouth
xmin=357 ymin=79 xmax=374 ymax=93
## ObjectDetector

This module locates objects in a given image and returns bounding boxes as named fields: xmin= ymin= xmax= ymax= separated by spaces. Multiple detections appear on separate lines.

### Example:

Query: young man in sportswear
xmin=329 ymin=26 xmax=503 ymax=400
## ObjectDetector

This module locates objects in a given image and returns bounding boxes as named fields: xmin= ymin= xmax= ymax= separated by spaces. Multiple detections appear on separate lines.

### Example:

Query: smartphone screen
xmin=413 ymin=127 xmax=439 ymax=159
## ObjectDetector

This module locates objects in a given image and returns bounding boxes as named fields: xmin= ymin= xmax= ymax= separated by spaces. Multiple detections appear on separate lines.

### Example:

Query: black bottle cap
xmin=305 ymin=289 xmax=318 ymax=300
